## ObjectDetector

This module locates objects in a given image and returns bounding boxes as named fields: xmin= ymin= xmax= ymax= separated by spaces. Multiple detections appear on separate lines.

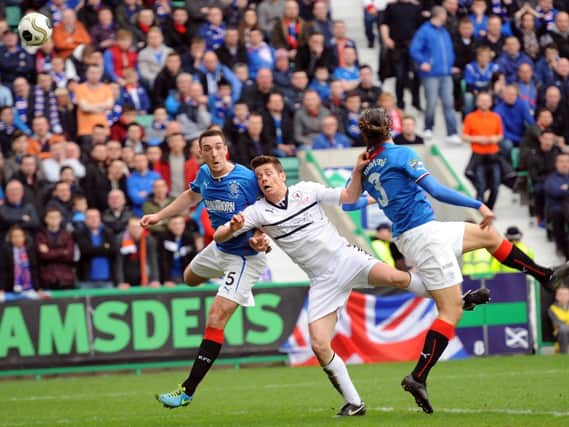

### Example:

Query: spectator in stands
xmin=517 ymin=63 xmax=539 ymax=116
xmin=102 ymin=189 xmax=132 ymax=235
xmin=154 ymin=132 xmax=199 ymax=196
xmin=468 ymin=0 xmax=487 ymax=40
xmin=453 ymin=18 xmax=478 ymax=113
xmin=262 ymin=91 xmax=296 ymax=157
xmin=0 ymin=81 xmax=12 ymax=108
xmin=410 ymin=6 xmax=460 ymax=143
xmin=0 ymin=108 xmax=26 ymax=157
xmin=45 ymin=180 xmax=73 ymax=226
xmin=0 ymin=30 xmax=34 ymax=87
xmin=548 ymin=57 xmax=569 ymax=99
xmin=520 ymin=109 xmax=562 ymax=169
xmin=490 ymin=225 xmax=536 ymax=273
xmin=12 ymin=155 xmax=48 ymax=212
xmin=223 ymin=100 xmax=249 ymax=143
xmin=12 ymin=77 xmax=31 ymax=129
xmin=232 ymin=113 xmax=273 ymax=165
xmin=343 ymin=91 xmax=364 ymax=145
xmin=296 ymin=31 xmax=333 ymax=80
xmin=55 ymin=88 xmax=77 ymax=142
xmin=103 ymin=30 xmax=137 ymax=86
xmin=370 ymin=223 xmax=399 ymax=269
xmin=312 ymin=115 xmax=351 ymax=150
xmin=480 ymin=14 xmax=505 ymax=57
xmin=545 ymin=152 xmax=569 ymax=259
xmin=200 ymin=51 xmax=242 ymax=102
xmin=258 ymin=0 xmax=286 ymax=38
xmin=40 ymin=0 xmax=67 ymax=26
xmin=549 ymin=286 xmax=569 ymax=353
xmin=536 ymin=43 xmax=560 ymax=84
xmin=463 ymin=92 xmax=504 ymax=209
xmin=464 ymin=46 xmax=499 ymax=114
xmin=42 ymin=141 xmax=86 ymax=183
xmin=394 ymin=115 xmax=424 ymax=145
xmin=28 ymin=116 xmax=65 ymax=160
xmin=120 ymin=69 xmax=151 ymax=114
xmin=0 ymin=225 xmax=39 ymax=292
xmin=74 ymin=65 xmax=114 ymax=146
xmin=177 ymin=82 xmax=212 ymax=141
xmin=152 ymin=52 xmax=182 ymax=108
xmin=123 ymin=123 xmax=145 ymax=154
xmin=127 ymin=153 xmax=161 ymax=217
xmin=329 ymin=20 xmax=358 ymax=69
xmin=246 ymin=28 xmax=275 ymax=80
xmin=78 ymin=0 xmax=103 ymax=28
xmin=116 ymin=216 xmax=160 ymax=288
xmin=377 ymin=92 xmax=403 ymax=137
xmin=53 ymin=9 xmax=92 ymax=60
xmin=199 ymin=7 xmax=226 ymax=51
xmin=224 ymin=0 xmax=248 ymax=31
xmin=332 ymin=47 xmax=360 ymax=92
xmin=271 ymin=0 xmax=309 ymax=60
xmin=356 ymin=64 xmax=381 ymax=110
xmin=494 ymin=85 xmax=535 ymax=160
xmin=240 ymin=67 xmax=275 ymax=113
xmin=512 ymin=10 xmax=541 ymax=61
xmin=181 ymin=36 xmax=207 ymax=76
xmin=138 ymin=27 xmax=173 ymax=90
xmin=3 ymin=133 xmax=28 ymax=181
xmin=29 ymin=73 xmax=62 ymax=135
xmin=208 ymin=79 xmax=234 ymax=126
xmin=539 ymin=85 xmax=569 ymax=141
xmin=163 ymin=8 xmax=195 ymax=54
xmin=75 ymin=208 xmax=117 ymax=288
xmin=158 ymin=215 xmax=199 ymax=286
xmin=308 ymin=66 xmax=331 ymax=103
xmin=293 ymin=90 xmax=330 ymax=147
xmin=142 ymin=179 xmax=175 ymax=234
xmin=36 ymin=208 xmax=75 ymax=290
xmin=529 ymin=130 xmax=563 ymax=216
xmin=89 ymin=7 xmax=117 ymax=51
xmin=110 ymin=106 xmax=137 ymax=144
xmin=132 ymin=9 xmax=157 ymax=50
xmin=215 ymin=27 xmax=248 ymax=70
xmin=542 ymin=11 xmax=569 ymax=59
xmin=0 ymin=180 xmax=40 ymax=239
xmin=84 ymin=143 xmax=109 ymax=211
xmin=497 ymin=36 xmax=534 ymax=84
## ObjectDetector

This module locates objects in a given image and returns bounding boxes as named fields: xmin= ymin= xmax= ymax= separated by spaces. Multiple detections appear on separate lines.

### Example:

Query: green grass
xmin=1 ymin=355 xmax=569 ymax=426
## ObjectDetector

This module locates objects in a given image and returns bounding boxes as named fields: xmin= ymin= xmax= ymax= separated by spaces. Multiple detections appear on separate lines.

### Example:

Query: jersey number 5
xmin=368 ymin=172 xmax=389 ymax=207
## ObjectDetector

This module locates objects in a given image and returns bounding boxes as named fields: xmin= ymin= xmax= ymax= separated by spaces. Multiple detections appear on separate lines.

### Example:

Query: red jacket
xmin=107 ymin=45 xmax=138 ymax=79
xmin=36 ymin=229 xmax=75 ymax=289
xmin=154 ymin=157 xmax=200 ymax=192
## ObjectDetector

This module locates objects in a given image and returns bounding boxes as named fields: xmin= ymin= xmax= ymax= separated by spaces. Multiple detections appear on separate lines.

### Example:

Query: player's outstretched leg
xmin=156 ymin=296 xmax=237 ymax=409
xmin=369 ymin=264 xmax=491 ymax=310
xmin=463 ymin=223 xmax=569 ymax=292
xmin=402 ymin=285 xmax=462 ymax=414
xmin=309 ymin=312 xmax=366 ymax=417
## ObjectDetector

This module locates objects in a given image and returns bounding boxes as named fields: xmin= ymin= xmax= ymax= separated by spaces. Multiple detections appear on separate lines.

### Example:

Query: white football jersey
xmin=234 ymin=181 xmax=348 ymax=277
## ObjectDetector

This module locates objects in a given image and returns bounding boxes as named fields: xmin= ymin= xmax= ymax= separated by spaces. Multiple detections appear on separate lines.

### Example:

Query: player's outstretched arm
xmin=214 ymin=213 xmax=245 ymax=243
xmin=140 ymin=189 xmax=202 ymax=228
xmin=342 ymin=151 xmax=370 ymax=204
xmin=418 ymin=174 xmax=495 ymax=228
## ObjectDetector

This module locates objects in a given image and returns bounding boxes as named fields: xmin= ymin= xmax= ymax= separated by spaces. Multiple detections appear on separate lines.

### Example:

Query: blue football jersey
xmin=190 ymin=164 xmax=261 ymax=256
xmin=361 ymin=144 xmax=435 ymax=236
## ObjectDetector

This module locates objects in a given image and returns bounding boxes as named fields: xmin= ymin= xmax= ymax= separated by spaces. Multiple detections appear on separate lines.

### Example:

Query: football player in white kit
xmin=214 ymin=155 xmax=439 ymax=416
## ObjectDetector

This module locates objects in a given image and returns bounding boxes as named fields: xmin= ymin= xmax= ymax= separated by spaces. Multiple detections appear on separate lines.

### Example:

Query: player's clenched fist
xmin=229 ymin=212 xmax=245 ymax=231
xmin=140 ymin=214 xmax=161 ymax=228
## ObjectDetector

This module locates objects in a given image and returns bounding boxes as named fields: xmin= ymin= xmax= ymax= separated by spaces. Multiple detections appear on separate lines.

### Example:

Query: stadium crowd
xmin=0 ymin=0 xmax=568 ymax=291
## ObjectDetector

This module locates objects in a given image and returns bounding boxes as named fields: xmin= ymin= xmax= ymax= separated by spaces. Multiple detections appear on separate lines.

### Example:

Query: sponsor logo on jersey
xmin=205 ymin=199 xmax=235 ymax=212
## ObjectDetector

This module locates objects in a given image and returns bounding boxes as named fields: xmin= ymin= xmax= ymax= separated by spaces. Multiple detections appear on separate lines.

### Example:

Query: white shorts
xmin=308 ymin=244 xmax=377 ymax=323
xmin=189 ymin=242 xmax=267 ymax=307
xmin=393 ymin=221 xmax=464 ymax=291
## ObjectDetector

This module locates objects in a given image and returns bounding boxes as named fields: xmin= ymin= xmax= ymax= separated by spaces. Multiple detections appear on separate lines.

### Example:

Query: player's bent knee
xmin=310 ymin=336 xmax=332 ymax=360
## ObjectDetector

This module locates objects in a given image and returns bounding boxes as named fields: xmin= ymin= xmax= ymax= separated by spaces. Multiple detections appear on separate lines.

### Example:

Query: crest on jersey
xmin=228 ymin=181 xmax=240 ymax=198
xmin=408 ymin=159 xmax=424 ymax=170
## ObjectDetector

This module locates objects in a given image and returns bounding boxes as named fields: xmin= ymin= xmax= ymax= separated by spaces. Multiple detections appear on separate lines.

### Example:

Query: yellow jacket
xmin=462 ymin=248 xmax=493 ymax=276
xmin=371 ymin=240 xmax=395 ymax=268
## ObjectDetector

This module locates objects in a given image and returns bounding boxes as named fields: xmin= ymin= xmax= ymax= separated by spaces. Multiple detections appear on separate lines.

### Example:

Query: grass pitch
xmin=1 ymin=355 xmax=568 ymax=427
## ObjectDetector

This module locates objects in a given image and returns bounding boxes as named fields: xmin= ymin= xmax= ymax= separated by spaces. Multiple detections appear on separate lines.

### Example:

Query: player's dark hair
xmin=198 ymin=128 xmax=227 ymax=147
xmin=358 ymin=108 xmax=392 ymax=151
xmin=250 ymin=155 xmax=284 ymax=173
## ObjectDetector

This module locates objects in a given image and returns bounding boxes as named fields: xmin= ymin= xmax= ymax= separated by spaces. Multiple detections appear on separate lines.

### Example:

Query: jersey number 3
xmin=368 ymin=172 xmax=389 ymax=207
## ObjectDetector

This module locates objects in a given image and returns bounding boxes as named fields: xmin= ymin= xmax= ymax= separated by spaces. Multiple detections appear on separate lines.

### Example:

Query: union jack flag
xmin=282 ymin=291 xmax=468 ymax=366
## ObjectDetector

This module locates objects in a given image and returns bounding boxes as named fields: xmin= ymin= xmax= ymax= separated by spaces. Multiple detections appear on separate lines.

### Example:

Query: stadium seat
xmin=135 ymin=114 xmax=153 ymax=130
xmin=281 ymin=156 xmax=300 ymax=185
xmin=171 ymin=1 xmax=185 ymax=8
xmin=6 ymin=6 xmax=21 ymax=29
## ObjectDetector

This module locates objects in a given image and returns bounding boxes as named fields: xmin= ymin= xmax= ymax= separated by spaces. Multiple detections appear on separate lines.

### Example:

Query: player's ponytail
xmin=358 ymin=108 xmax=392 ymax=152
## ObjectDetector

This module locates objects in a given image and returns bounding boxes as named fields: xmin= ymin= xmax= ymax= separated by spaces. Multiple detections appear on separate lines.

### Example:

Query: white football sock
xmin=406 ymin=272 xmax=430 ymax=297
xmin=322 ymin=353 xmax=362 ymax=405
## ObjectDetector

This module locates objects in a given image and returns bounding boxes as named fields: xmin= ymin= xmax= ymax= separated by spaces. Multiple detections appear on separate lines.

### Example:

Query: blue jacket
xmin=247 ymin=44 xmax=275 ymax=80
xmin=126 ymin=170 xmax=161 ymax=216
xmin=545 ymin=171 xmax=569 ymax=214
xmin=495 ymin=52 xmax=533 ymax=84
xmin=535 ymin=57 xmax=555 ymax=85
xmin=493 ymin=98 xmax=535 ymax=143
xmin=464 ymin=61 xmax=500 ymax=91
xmin=410 ymin=22 xmax=454 ymax=77
xmin=120 ymin=86 xmax=151 ymax=113
xmin=312 ymin=132 xmax=352 ymax=149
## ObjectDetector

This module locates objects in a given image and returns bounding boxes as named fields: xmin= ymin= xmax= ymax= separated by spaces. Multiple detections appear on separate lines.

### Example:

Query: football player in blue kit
xmin=350 ymin=108 xmax=569 ymax=414
xmin=141 ymin=129 xmax=270 ymax=409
